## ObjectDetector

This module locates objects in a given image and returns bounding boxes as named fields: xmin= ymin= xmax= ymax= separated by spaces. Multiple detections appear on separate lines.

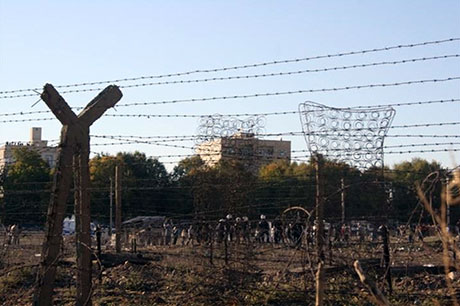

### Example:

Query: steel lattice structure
xmin=299 ymin=102 xmax=396 ymax=170
xmin=194 ymin=115 xmax=268 ymax=171
xmin=195 ymin=114 xmax=266 ymax=145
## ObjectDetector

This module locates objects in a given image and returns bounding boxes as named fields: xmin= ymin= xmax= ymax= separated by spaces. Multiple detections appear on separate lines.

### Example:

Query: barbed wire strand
xmin=1 ymin=37 xmax=458 ymax=96
xmin=0 ymin=98 xmax=458 ymax=119
xmin=1 ymin=74 xmax=459 ymax=101
xmin=35 ymin=54 xmax=460 ymax=95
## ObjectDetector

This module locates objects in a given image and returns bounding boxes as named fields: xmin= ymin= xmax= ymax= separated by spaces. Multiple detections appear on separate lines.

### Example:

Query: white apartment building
xmin=0 ymin=127 xmax=58 ymax=169
xmin=196 ymin=132 xmax=291 ymax=172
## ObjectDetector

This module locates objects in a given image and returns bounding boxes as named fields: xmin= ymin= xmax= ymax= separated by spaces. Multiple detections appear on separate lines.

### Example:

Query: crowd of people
xmin=129 ymin=215 xmax=405 ymax=248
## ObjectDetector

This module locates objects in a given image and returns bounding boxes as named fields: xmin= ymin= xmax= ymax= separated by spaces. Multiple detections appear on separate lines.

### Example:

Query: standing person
xmin=408 ymin=225 xmax=414 ymax=244
xmin=216 ymin=219 xmax=225 ymax=243
xmin=344 ymin=224 xmax=350 ymax=243
xmin=333 ymin=224 xmax=340 ymax=242
xmin=172 ymin=226 xmax=179 ymax=245
xmin=234 ymin=217 xmax=242 ymax=243
xmin=6 ymin=225 xmax=13 ymax=245
xmin=11 ymin=224 xmax=20 ymax=245
xmin=272 ymin=218 xmax=283 ymax=244
xmin=163 ymin=219 xmax=172 ymax=246
xmin=291 ymin=219 xmax=303 ymax=247
xmin=180 ymin=226 xmax=187 ymax=246
xmin=205 ymin=222 xmax=214 ymax=244
xmin=257 ymin=215 xmax=270 ymax=243
xmin=241 ymin=216 xmax=251 ymax=243
xmin=224 ymin=214 xmax=234 ymax=242
xmin=186 ymin=224 xmax=195 ymax=246
xmin=340 ymin=224 xmax=346 ymax=242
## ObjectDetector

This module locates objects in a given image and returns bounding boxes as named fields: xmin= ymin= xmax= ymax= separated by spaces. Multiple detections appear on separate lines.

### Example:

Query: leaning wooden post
xmin=34 ymin=126 xmax=78 ymax=306
xmin=315 ymin=262 xmax=325 ymax=306
xmin=315 ymin=154 xmax=325 ymax=306
xmin=34 ymin=84 xmax=122 ymax=306
xmin=354 ymin=260 xmax=390 ymax=306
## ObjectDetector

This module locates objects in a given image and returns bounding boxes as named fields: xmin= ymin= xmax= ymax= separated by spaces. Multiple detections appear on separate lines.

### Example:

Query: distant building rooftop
xmin=196 ymin=133 xmax=291 ymax=173
xmin=0 ymin=127 xmax=58 ymax=169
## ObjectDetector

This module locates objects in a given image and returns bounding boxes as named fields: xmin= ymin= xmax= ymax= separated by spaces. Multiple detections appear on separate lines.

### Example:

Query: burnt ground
xmin=0 ymin=232 xmax=458 ymax=305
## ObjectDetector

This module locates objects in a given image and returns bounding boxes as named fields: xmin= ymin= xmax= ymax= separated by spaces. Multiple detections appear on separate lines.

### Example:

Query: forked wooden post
xmin=33 ymin=84 xmax=122 ymax=306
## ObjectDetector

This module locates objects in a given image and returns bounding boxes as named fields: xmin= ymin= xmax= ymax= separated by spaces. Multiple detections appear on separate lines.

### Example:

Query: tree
xmin=388 ymin=158 xmax=445 ymax=222
xmin=2 ymin=147 xmax=51 ymax=226
xmin=257 ymin=158 xmax=394 ymax=221
xmin=171 ymin=155 xmax=205 ymax=181
xmin=173 ymin=157 xmax=256 ymax=220
xmin=257 ymin=160 xmax=315 ymax=217
xmin=89 ymin=152 xmax=171 ymax=222
xmin=170 ymin=155 xmax=205 ymax=218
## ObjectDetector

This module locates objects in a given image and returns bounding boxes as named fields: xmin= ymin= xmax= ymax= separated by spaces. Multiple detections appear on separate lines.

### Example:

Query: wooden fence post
xmin=115 ymin=165 xmax=122 ymax=253
xmin=34 ymin=84 xmax=122 ymax=306
xmin=315 ymin=154 xmax=325 ymax=306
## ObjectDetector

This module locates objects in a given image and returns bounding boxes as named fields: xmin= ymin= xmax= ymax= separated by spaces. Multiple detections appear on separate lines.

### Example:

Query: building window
xmin=240 ymin=145 xmax=254 ymax=156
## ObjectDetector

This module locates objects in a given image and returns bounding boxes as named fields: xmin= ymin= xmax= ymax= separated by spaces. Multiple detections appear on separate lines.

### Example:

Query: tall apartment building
xmin=196 ymin=132 xmax=291 ymax=172
xmin=0 ymin=127 xmax=58 ymax=169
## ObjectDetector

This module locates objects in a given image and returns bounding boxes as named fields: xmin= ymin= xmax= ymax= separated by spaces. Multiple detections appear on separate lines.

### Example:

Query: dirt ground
xmin=0 ymin=232 xmax=458 ymax=305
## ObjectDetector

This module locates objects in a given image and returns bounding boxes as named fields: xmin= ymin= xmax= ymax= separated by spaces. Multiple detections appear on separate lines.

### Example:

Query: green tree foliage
xmin=1 ymin=146 xmax=450 ymax=226
xmin=173 ymin=157 xmax=256 ymax=220
xmin=171 ymin=155 xmax=204 ymax=182
xmin=257 ymin=160 xmax=314 ymax=217
xmin=89 ymin=152 xmax=171 ymax=222
xmin=212 ymin=160 xmax=256 ymax=218
xmin=170 ymin=155 xmax=205 ymax=218
xmin=388 ymin=158 xmax=445 ymax=222
xmin=2 ymin=147 xmax=51 ymax=226
xmin=257 ymin=158 xmax=372 ymax=221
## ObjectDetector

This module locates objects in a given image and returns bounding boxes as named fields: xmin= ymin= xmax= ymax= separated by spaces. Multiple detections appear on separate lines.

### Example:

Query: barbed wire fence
xmin=0 ymin=37 xmax=459 ymax=305
xmin=0 ymin=174 xmax=458 ymax=304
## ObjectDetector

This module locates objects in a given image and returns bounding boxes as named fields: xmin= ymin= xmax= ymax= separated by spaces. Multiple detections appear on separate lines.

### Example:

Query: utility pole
xmin=109 ymin=177 xmax=113 ymax=237
xmin=34 ymin=84 xmax=122 ymax=306
xmin=115 ymin=165 xmax=122 ymax=253
xmin=341 ymin=178 xmax=345 ymax=224
xmin=315 ymin=154 xmax=325 ymax=306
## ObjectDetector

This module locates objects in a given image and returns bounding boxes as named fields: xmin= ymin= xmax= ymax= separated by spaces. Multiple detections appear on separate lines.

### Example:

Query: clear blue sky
xmin=1 ymin=1 xmax=459 ymax=171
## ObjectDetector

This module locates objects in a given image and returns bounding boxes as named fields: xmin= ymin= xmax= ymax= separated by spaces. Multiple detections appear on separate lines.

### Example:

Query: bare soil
xmin=0 ymin=232 xmax=458 ymax=305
